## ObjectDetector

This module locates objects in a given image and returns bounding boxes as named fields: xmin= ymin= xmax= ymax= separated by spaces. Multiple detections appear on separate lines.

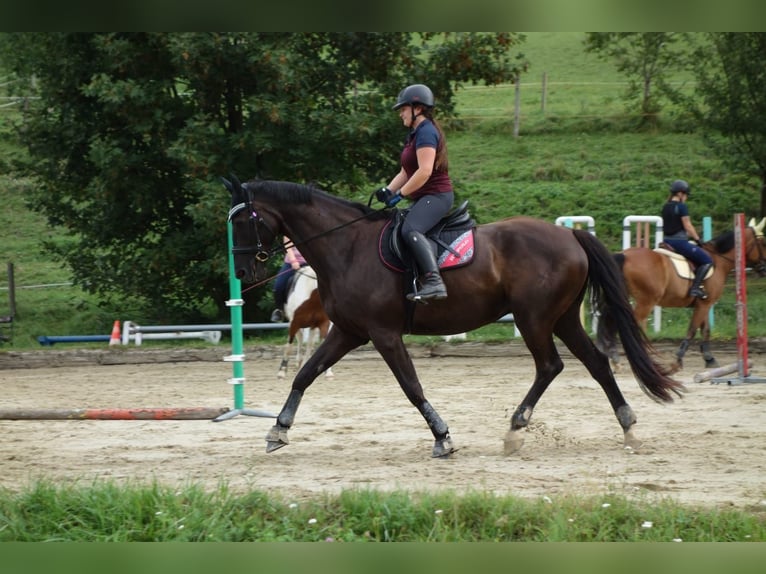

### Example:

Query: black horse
xmin=225 ymin=177 xmax=683 ymax=458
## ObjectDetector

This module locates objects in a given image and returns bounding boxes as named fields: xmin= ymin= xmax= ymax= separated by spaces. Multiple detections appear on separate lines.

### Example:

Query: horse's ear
xmin=230 ymin=173 xmax=242 ymax=190
xmin=756 ymin=217 xmax=766 ymax=237
xmin=749 ymin=217 xmax=756 ymax=228
xmin=221 ymin=177 xmax=233 ymax=194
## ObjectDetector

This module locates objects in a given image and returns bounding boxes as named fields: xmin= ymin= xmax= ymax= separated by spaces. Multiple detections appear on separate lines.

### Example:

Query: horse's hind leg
xmin=554 ymin=310 xmax=642 ymax=450
xmin=504 ymin=315 xmax=564 ymax=456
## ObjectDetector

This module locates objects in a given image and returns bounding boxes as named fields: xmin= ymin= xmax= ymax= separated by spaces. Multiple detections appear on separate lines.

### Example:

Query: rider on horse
xmin=271 ymin=237 xmax=308 ymax=322
xmin=375 ymin=83 xmax=454 ymax=303
xmin=661 ymin=179 xmax=713 ymax=299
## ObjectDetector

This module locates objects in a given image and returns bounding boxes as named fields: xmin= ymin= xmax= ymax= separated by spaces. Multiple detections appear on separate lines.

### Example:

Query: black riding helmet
xmin=392 ymin=84 xmax=435 ymax=110
xmin=670 ymin=179 xmax=690 ymax=196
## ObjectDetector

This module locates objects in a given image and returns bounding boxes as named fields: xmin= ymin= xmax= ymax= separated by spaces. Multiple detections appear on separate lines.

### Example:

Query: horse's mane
xmin=710 ymin=230 xmax=735 ymax=253
xmin=246 ymin=179 xmax=390 ymax=221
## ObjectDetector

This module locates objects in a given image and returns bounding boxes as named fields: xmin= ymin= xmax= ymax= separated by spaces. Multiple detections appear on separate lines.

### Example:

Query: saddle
xmin=378 ymin=200 xmax=477 ymax=272
xmin=655 ymin=243 xmax=714 ymax=281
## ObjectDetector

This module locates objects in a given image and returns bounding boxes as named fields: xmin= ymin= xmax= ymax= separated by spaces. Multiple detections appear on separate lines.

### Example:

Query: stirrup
xmin=407 ymin=282 xmax=447 ymax=303
xmin=270 ymin=309 xmax=284 ymax=322
xmin=689 ymin=287 xmax=708 ymax=300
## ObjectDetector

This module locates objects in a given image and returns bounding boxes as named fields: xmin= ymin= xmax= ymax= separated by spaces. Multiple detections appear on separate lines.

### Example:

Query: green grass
xmin=1 ymin=31 xmax=764 ymax=350
xmin=1 ymin=481 xmax=763 ymax=541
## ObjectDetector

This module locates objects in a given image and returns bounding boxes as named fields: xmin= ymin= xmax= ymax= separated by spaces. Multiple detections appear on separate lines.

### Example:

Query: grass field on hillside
xmin=1 ymin=32 xmax=764 ymax=349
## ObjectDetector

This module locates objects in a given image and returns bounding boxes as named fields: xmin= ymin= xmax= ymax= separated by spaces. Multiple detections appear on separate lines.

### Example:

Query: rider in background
xmin=375 ymin=83 xmax=454 ymax=302
xmin=661 ymin=179 xmax=713 ymax=299
xmin=270 ymin=237 xmax=307 ymax=322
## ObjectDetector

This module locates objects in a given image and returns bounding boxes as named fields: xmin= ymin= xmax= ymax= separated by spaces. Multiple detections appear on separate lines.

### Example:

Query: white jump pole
xmin=711 ymin=213 xmax=766 ymax=385
xmin=622 ymin=215 xmax=663 ymax=332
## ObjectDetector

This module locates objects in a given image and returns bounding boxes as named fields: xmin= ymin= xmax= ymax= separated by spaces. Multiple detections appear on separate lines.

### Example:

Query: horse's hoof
xmin=705 ymin=359 xmax=719 ymax=369
xmin=432 ymin=435 xmax=456 ymax=458
xmin=276 ymin=371 xmax=286 ymax=380
xmin=503 ymin=430 xmax=524 ymax=456
xmin=623 ymin=429 xmax=643 ymax=451
xmin=265 ymin=424 xmax=289 ymax=453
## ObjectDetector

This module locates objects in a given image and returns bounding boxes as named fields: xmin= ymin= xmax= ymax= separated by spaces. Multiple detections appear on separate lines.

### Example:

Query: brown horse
xmin=597 ymin=218 xmax=766 ymax=373
xmin=224 ymin=176 xmax=683 ymax=458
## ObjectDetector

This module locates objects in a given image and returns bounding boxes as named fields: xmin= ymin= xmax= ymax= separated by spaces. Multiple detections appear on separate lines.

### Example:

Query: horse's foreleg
xmin=372 ymin=334 xmax=455 ymax=458
xmin=676 ymin=308 xmax=710 ymax=371
xmin=278 ymin=326 xmax=300 ymax=380
xmin=294 ymin=328 xmax=306 ymax=370
xmin=277 ymin=338 xmax=293 ymax=380
xmin=276 ymin=357 xmax=289 ymax=380
xmin=700 ymin=339 xmax=717 ymax=368
xmin=674 ymin=338 xmax=690 ymax=372
xmin=265 ymin=328 xmax=367 ymax=453
xmin=698 ymin=314 xmax=718 ymax=368
xmin=300 ymin=327 xmax=318 ymax=370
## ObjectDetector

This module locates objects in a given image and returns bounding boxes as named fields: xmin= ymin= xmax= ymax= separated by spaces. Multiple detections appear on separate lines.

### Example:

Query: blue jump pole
xmin=213 ymin=219 xmax=275 ymax=422
xmin=37 ymin=335 xmax=111 ymax=346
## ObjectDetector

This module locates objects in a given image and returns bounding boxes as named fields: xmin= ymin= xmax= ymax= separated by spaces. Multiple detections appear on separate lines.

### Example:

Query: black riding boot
xmin=271 ymin=292 xmax=286 ymax=322
xmin=689 ymin=263 xmax=712 ymax=299
xmin=405 ymin=231 xmax=447 ymax=302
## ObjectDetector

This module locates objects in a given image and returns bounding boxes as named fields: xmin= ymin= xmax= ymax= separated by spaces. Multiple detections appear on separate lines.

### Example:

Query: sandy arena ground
xmin=1 ymin=342 xmax=765 ymax=509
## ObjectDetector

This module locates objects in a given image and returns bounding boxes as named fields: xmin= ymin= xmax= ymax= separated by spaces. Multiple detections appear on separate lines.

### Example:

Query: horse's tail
xmin=594 ymin=252 xmax=626 ymax=354
xmin=573 ymin=230 xmax=684 ymax=402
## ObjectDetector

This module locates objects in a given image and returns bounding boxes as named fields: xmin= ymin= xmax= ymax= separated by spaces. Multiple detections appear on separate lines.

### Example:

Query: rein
xmin=709 ymin=227 xmax=766 ymax=270
xmin=281 ymin=208 xmax=386 ymax=255
xmin=230 ymin=196 xmax=389 ymax=263
xmin=230 ymin=194 xmax=389 ymax=289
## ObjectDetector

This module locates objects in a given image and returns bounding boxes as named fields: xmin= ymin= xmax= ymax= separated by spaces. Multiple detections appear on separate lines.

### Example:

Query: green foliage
xmin=686 ymin=33 xmax=766 ymax=216
xmin=0 ymin=32 xmax=523 ymax=323
xmin=1 ymin=481 xmax=764 ymax=541
xmin=1 ymin=32 xmax=765 ymax=348
xmin=584 ymin=33 xmax=695 ymax=126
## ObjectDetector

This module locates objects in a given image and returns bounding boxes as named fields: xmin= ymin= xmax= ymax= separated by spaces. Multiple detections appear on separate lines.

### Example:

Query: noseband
xmin=227 ymin=201 xmax=279 ymax=262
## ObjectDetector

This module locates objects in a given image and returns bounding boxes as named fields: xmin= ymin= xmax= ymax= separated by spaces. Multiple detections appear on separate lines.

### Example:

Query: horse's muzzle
xmin=235 ymin=266 xmax=255 ymax=284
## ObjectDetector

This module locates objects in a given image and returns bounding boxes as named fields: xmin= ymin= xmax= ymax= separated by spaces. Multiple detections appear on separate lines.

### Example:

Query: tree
xmin=0 ymin=32 xmax=525 ymax=322
xmin=584 ymin=32 xmax=689 ymax=127
xmin=687 ymin=33 xmax=766 ymax=218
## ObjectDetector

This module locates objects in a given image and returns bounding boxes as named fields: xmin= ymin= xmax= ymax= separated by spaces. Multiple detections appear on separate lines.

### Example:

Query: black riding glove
xmin=375 ymin=187 xmax=402 ymax=207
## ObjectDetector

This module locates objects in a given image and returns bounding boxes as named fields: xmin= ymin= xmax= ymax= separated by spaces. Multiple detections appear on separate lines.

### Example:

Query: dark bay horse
xmin=225 ymin=177 xmax=683 ymax=458
xmin=597 ymin=218 xmax=766 ymax=373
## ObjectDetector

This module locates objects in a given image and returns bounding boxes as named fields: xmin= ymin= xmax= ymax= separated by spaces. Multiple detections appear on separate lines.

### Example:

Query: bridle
xmin=227 ymin=201 xmax=277 ymax=263
xmin=228 ymin=186 xmax=388 ymax=265
xmin=718 ymin=226 xmax=766 ymax=275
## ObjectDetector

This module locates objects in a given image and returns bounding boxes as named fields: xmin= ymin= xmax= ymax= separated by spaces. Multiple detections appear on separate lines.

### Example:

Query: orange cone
xmin=109 ymin=320 xmax=121 ymax=346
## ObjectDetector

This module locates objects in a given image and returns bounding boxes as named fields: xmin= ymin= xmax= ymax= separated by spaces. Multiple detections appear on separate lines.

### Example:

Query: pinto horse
xmin=225 ymin=177 xmax=683 ymax=458
xmin=278 ymin=267 xmax=334 ymax=380
xmin=596 ymin=218 xmax=766 ymax=373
